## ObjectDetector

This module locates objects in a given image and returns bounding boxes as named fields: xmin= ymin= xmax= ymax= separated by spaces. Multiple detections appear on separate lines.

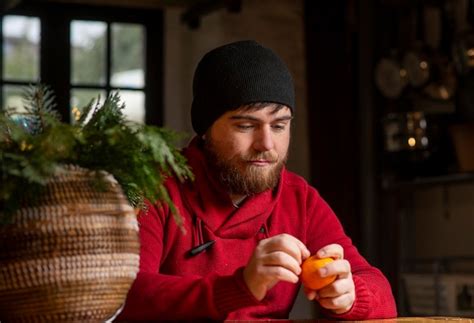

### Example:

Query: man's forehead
xmin=229 ymin=104 xmax=292 ymax=118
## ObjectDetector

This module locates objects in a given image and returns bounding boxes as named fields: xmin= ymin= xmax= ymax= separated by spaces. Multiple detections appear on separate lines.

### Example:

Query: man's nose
xmin=253 ymin=126 xmax=275 ymax=151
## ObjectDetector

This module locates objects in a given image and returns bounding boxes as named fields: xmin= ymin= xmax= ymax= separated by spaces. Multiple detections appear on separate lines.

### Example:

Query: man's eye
xmin=272 ymin=124 xmax=286 ymax=131
xmin=236 ymin=124 xmax=254 ymax=130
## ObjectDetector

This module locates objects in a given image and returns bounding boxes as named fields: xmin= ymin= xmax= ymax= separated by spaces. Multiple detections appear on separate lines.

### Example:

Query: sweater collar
xmin=181 ymin=136 xmax=284 ymax=239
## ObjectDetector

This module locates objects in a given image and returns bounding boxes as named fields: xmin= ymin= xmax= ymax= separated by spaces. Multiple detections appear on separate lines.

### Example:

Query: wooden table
xmin=361 ymin=318 xmax=473 ymax=322
xmin=242 ymin=318 xmax=474 ymax=323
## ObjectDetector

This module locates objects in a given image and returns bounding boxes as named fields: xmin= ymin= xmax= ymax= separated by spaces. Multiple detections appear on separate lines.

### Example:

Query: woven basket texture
xmin=0 ymin=165 xmax=140 ymax=322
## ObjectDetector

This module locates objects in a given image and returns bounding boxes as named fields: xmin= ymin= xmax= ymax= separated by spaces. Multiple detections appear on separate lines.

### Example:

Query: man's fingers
xmin=264 ymin=265 xmax=300 ymax=284
xmin=262 ymin=234 xmax=310 ymax=263
xmin=244 ymin=234 xmax=311 ymax=301
xmin=316 ymin=243 xmax=344 ymax=259
xmin=321 ymin=259 xmax=351 ymax=279
xmin=303 ymin=286 xmax=318 ymax=301
xmin=309 ymin=245 xmax=356 ymax=314
xmin=262 ymin=251 xmax=302 ymax=275
xmin=316 ymin=276 xmax=353 ymax=298
xmin=318 ymin=292 xmax=354 ymax=312
xmin=290 ymin=235 xmax=311 ymax=259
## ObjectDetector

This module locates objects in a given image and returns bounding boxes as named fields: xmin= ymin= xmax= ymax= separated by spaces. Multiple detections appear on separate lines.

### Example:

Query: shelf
xmin=382 ymin=172 xmax=474 ymax=191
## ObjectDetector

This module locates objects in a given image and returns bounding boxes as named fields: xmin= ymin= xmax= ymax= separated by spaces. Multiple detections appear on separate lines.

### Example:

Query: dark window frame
xmin=0 ymin=3 xmax=164 ymax=125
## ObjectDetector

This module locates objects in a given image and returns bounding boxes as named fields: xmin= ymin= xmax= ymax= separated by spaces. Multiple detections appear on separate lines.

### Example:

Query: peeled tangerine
xmin=301 ymin=256 xmax=336 ymax=290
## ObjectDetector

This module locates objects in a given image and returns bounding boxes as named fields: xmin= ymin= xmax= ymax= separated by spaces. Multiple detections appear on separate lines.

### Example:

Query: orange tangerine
xmin=300 ymin=256 xmax=336 ymax=290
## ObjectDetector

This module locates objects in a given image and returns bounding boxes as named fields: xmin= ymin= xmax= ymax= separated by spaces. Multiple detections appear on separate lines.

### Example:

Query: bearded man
xmin=118 ymin=40 xmax=397 ymax=320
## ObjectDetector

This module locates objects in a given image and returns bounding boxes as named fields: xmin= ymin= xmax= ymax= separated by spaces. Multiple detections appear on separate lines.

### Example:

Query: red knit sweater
xmin=118 ymin=138 xmax=397 ymax=320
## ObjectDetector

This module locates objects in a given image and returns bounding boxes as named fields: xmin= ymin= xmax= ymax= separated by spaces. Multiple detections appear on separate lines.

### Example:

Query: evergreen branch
xmin=76 ymin=98 xmax=96 ymax=124
xmin=21 ymin=84 xmax=59 ymax=134
xmin=1 ymin=84 xmax=193 ymax=231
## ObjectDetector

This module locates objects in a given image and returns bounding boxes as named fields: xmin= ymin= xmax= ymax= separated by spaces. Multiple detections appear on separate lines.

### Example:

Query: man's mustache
xmin=242 ymin=152 xmax=279 ymax=163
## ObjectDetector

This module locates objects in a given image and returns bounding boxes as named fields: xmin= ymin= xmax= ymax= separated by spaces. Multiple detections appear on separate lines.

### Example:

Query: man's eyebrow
xmin=229 ymin=115 xmax=293 ymax=122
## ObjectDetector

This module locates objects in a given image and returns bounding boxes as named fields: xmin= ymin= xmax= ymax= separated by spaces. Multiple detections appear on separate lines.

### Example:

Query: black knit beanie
xmin=191 ymin=40 xmax=295 ymax=135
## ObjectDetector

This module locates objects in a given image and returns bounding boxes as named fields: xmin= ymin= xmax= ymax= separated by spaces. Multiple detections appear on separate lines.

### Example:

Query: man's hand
xmin=243 ymin=233 xmax=310 ymax=301
xmin=303 ymin=244 xmax=355 ymax=314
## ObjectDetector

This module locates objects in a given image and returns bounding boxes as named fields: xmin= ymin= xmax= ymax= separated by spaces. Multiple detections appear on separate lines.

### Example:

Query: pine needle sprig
xmin=81 ymin=93 xmax=126 ymax=132
xmin=21 ymin=84 xmax=60 ymax=134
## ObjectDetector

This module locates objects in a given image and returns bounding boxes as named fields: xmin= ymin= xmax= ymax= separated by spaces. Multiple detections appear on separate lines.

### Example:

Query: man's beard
xmin=204 ymin=138 xmax=287 ymax=196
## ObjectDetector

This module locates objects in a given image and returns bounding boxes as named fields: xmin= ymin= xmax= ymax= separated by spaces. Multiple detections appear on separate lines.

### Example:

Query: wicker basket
xmin=0 ymin=165 xmax=140 ymax=322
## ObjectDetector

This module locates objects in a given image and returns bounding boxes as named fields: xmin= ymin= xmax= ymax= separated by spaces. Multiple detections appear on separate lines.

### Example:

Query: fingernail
xmin=318 ymin=250 xmax=326 ymax=257
xmin=319 ymin=268 xmax=327 ymax=277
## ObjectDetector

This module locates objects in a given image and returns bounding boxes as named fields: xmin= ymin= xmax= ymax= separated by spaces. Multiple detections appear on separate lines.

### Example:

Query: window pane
xmin=70 ymin=88 xmax=106 ymax=122
xmin=71 ymin=21 xmax=106 ymax=86
xmin=111 ymin=23 xmax=144 ymax=88
xmin=112 ymin=90 xmax=145 ymax=124
xmin=3 ymin=15 xmax=40 ymax=81
xmin=2 ymin=85 xmax=25 ymax=112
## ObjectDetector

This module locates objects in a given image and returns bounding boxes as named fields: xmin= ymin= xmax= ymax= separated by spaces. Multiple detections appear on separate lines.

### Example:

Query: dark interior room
xmin=1 ymin=0 xmax=473 ymax=320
